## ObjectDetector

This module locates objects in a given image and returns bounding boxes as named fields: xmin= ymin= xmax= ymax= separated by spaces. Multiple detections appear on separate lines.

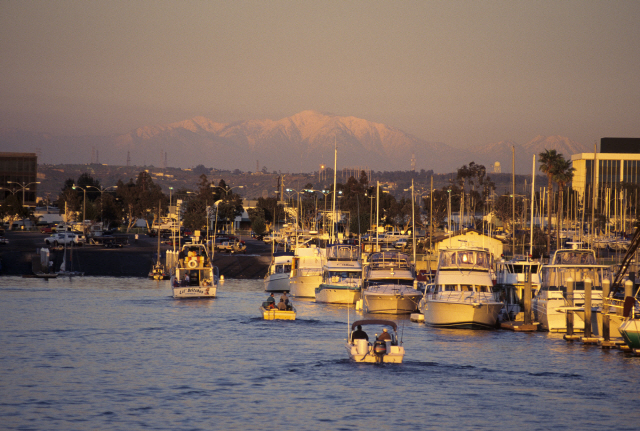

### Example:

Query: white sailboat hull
xmin=421 ymin=299 xmax=502 ymax=328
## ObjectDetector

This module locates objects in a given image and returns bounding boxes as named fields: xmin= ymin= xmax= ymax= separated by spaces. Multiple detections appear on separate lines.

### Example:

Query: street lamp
xmin=210 ymin=185 xmax=244 ymax=233
xmin=7 ymin=181 xmax=40 ymax=207
xmin=86 ymin=185 xmax=117 ymax=225
xmin=72 ymin=184 xmax=89 ymax=227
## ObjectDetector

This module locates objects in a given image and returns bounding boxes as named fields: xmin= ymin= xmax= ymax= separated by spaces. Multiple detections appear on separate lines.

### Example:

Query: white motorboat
xmin=362 ymin=251 xmax=421 ymax=314
xmin=495 ymin=255 xmax=542 ymax=320
xmin=315 ymin=244 xmax=362 ymax=304
xmin=419 ymin=245 xmax=503 ymax=329
xmin=289 ymin=247 xmax=324 ymax=298
xmin=532 ymin=246 xmax=611 ymax=332
xmin=345 ymin=319 xmax=405 ymax=363
xmin=171 ymin=242 xmax=219 ymax=298
xmin=264 ymin=252 xmax=294 ymax=292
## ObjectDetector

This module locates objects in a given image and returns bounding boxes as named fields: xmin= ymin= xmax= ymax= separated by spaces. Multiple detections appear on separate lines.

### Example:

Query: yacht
xmin=171 ymin=242 xmax=219 ymax=298
xmin=495 ymin=255 xmax=542 ymax=320
xmin=289 ymin=247 xmax=325 ymax=298
xmin=362 ymin=251 xmax=421 ymax=314
xmin=315 ymin=244 xmax=362 ymax=304
xmin=419 ymin=245 xmax=503 ymax=328
xmin=532 ymin=246 xmax=611 ymax=332
xmin=264 ymin=252 xmax=294 ymax=292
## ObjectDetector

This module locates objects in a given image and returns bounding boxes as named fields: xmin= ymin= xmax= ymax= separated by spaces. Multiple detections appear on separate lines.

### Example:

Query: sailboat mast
xmin=530 ymin=155 xmax=536 ymax=257
xmin=331 ymin=139 xmax=337 ymax=242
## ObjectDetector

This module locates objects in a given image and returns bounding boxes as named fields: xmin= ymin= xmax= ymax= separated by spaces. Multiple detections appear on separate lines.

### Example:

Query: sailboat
xmin=149 ymin=203 xmax=170 ymax=280
xmin=57 ymin=239 xmax=84 ymax=277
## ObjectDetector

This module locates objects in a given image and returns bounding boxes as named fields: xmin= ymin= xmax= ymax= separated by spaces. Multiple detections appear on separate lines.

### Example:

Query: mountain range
xmin=0 ymin=110 xmax=589 ymax=174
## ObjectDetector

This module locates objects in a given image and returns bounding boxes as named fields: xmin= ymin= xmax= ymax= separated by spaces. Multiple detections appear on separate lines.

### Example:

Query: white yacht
xmin=315 ymin=244 xmax=362 ymax=304
xmin=419 ymin=245 xmax=503 ymax=328
xmin=171 ymin=242 xmax=219 ymax=299
xmin=495 ymin=255 xmax=542 ymax=320
xmin=289 ymin=247 xmax=325 ymax=298
xmin=362 ymin=251 xmax=421 ymax=314
xmin=264 ymin=252 xmax=294 ymax=292
xmin=532 ymin=246 xmax=611 ymax=332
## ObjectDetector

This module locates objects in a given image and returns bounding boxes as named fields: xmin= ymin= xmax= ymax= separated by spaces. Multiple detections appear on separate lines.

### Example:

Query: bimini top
xmin=351 ymin=319 xmax=398 ymax=332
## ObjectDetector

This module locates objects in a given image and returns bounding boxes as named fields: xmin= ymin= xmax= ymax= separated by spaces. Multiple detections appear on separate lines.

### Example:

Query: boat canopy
xmin=439 ymin=249 xmax=491 ymax=270
xmin=550 ymin=249 xmax=596 ymax=265
xmin=326 ymin=244 xmax=360 ymax=260
xmin=368 ymin=251 xmax=412 ymax=270
xmin=351 ymin=319 xmax=398 ymax=332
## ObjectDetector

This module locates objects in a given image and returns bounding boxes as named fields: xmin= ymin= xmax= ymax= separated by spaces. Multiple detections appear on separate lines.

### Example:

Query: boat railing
xmin=292 ymin=268 xmax=323 ymax=277
xmin=427 ymin=291 xmax=500 ymax=303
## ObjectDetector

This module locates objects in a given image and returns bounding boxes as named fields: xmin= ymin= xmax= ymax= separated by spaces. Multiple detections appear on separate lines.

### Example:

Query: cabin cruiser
xmin=289 ymin=247 xmax=324 ymax=298
xmin=346 ymin=319 xmax=405 ymax=363
xmin=495 ymin=255 xmax=542 ymax=320
xmin=532 ymin=246 xmax=611 ymax=332
xmin=362 ymin=251 xmax=421 ymax=314
xmin=264 ymin=252 xmax=294 ymax=292
xmin=419 ymin=245 xmax=503 ymax=328
xmin=171 ymin=242 xmax=219 ymax=298
xmin=315 ymin=244 xmax=362 ymax=304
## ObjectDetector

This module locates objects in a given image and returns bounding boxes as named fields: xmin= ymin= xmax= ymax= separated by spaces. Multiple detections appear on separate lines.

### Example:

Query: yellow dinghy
xmin=259 ymin=305 xmax=296 ymax=320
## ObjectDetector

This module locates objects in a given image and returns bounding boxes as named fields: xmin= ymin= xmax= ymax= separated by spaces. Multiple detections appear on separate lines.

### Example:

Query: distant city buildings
xmin=571 ymin=138 xmax=640 ymax=205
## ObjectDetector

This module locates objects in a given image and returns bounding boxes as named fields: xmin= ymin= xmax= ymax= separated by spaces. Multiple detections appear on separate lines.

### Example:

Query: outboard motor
xmin=373 ymin=340 xmax=387 ymax=362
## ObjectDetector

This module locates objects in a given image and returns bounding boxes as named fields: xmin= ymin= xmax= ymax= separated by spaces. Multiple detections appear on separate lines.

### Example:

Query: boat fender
xmin=187 ymin=259 xmax=198 ymax=269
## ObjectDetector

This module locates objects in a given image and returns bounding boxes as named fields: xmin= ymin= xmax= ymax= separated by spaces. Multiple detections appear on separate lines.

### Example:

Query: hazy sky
xmin=2 ymin=0 xmax=640 ymax=149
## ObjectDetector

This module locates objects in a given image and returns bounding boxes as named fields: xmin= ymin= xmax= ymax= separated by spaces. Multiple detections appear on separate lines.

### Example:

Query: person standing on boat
xmin=352 ymin=325 xmax=369 ymax=341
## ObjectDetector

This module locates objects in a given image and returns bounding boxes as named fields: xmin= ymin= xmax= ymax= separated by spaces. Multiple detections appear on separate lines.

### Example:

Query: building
xmin=0 ymin=152 xmax=39 ymax=207
xmin=571 ymin=138 xmax=640 ymax=202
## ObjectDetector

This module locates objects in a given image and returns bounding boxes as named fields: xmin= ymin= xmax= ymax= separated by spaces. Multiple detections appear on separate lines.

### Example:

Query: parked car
xmin=44 ymin=232 xmax=85 ymax=247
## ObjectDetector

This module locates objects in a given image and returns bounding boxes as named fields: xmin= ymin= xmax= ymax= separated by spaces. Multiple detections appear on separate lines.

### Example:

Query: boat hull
xmin=345 ymin=341 xmax=404 ymax=363
xmin=289 ymin=274 xmax=321 ymax=298
xmin=264 ymin=273 xmax=291 ymax=292
xmin=619 ymin=319 xmax=640 ymax=349
xmin=260 ymin=306 xmax=296 ymax=320
xmin=172 ymin=284 xmax=217 ymax=298
xmin=363 ymin=291 xmax=421 ymax=314
xmin=315 ymin=284 xmax=361 ymax=304
xmin=421 ymin=299 xmax=502 ymax=329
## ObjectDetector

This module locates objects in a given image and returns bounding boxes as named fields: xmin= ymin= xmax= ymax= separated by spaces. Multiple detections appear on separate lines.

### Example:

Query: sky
xmin=2 ymin=0 xmax=640 ymax=150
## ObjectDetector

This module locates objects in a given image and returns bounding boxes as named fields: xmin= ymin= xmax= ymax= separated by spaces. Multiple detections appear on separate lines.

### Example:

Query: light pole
xmin=86 ymin=185 xmax=117 ymax=225
xmin=211 ymin=185 xmax=244 ymax=234
xmin=72 ymin=184 xmax=88 ymax=226
xmin=7 ymin=181 xmax=40 ymax=207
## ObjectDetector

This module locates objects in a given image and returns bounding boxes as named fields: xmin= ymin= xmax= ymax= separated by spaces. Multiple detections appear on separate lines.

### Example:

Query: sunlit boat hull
xmin=264 ymin=273 xmax=291 ymax=292
xmin=260 ymin=306 xmax=296 ymax=320
xmin=345 ymin=341 xmax=404 ymax=363
xmin=362 ymin=287 xmax=421 ymax=314
xmin=618 ymin=318 xmax=640 ymax=349
xmin=421 ymin=299 xmax=503 ymax=329
xmin=289 ymin=274 xmax=322 ymax=298
xmin=315 ymin=284 xmax=361 ymax=304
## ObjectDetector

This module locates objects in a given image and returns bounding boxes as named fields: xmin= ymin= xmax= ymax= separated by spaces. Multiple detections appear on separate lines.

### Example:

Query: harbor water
xmin=1 ymin=276 xmax=639 ymax=430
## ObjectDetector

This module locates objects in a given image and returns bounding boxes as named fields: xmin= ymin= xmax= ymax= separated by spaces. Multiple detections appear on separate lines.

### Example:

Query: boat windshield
xmin=439 ymin=250 xmax=491 ymax=270
xmin=325 ymin=270 xmax=362 ymax=284
xmin=272 ymin=264 xmax=292 ymax=275
xmin=551 ymin=250 xmax=596 ymax=265
xmin=367 ymin=279 xmax=415 ymax=288
xmin=368 ymin=251 xmax=412 ymax=269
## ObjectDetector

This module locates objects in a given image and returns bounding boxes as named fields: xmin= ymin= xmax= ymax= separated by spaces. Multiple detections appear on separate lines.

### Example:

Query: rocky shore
xmin=0 ymin=231 xmax=271 ymax=279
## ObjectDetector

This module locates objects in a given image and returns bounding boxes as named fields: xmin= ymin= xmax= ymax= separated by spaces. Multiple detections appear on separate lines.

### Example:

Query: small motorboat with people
xmin=315 ymin=244 xmax=362 ymax=304
xmin=532 ymin=244 xmax=611 ymax=332
xmin=345 ymin=319 xmax=405 ymax=363
xmin=259 ymin=292 xmax=296 ymax=320
xmin=419 ymin=244 xmax=503 ymax=329
xmin=264 ymin=251 xmax=294 ymax=292
xmin=361 ymin=251 xmax=422 ymax=314
xmin=171 ymin=240 xmax=219 ymax=298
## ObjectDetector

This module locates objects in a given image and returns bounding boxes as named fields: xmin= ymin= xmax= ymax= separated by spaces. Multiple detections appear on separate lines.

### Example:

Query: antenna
xmin=127 ymin=151 xmax=131 ymax=167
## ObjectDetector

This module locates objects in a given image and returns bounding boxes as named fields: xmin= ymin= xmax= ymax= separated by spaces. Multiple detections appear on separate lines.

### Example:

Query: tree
xmin=116 ymin=172 xmax=164 ymax=231
xmin=539 ymin=149 xmax=562 ymax=255
xmin=553 ymin=157 xmax=575 ymax=250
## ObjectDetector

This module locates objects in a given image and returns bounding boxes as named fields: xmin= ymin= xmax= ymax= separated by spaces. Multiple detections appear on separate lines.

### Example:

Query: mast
xmin=331 ymin=139 xmax=337 ymax=242
xmin=530 ymin=155 xmax=536 ymax=257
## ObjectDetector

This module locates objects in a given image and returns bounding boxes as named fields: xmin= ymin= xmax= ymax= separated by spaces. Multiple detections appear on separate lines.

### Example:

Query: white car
xmin=44 ymin=232 xmax=85 ymax=247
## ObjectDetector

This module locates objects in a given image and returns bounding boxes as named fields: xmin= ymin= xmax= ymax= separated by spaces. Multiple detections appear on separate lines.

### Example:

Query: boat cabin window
xmin=460 ymin=285 xmax=473 ymax=292
xmin=275 ymin=264 xmax=291 ymax=274
xmin=439 ymin=250 xmax=491 ymax=270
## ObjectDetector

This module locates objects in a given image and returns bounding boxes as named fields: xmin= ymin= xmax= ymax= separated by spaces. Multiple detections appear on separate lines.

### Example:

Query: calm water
xmin=1 ymin=276 xmax=639 ymax=431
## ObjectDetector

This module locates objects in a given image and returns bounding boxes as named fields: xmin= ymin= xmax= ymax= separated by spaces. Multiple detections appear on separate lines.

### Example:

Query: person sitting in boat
xmin=277 ymin=298 xmax=287 ymax=310
xmin=352 ymin=325 xmax=369 ymax=341
xmin=265 ymin=293 xmax=276 ymax=309
xmin=376 ymin=328 xmax=392 ymax=342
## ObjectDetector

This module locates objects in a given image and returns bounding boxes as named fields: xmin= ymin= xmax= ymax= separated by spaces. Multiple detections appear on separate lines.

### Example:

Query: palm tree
xmin=553 ymin=157 xmax=575 ymax=250
xmin=539 ymin=149 xmax=561 ymax=255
